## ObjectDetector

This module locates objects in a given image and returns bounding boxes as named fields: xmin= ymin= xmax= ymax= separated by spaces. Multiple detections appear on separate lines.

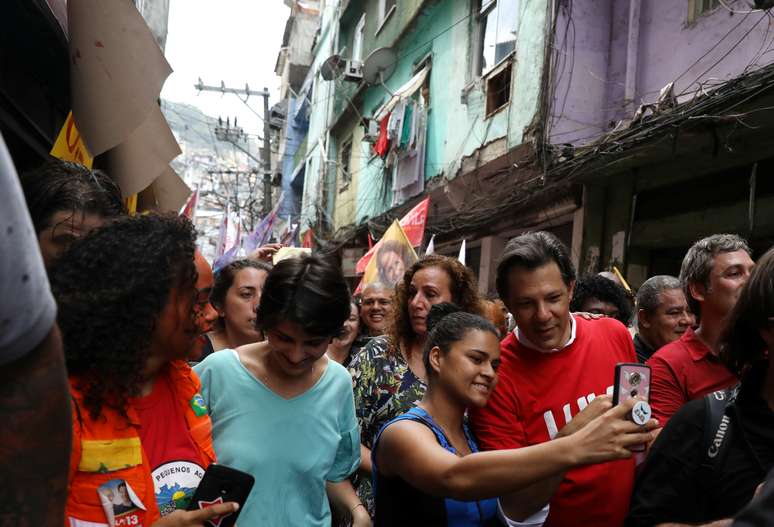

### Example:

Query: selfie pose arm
xmin=378 ymin=398 xmax=656 ymax=502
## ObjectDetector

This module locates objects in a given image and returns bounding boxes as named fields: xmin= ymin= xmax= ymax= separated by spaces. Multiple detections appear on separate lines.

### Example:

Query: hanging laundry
xmin=373 ymin=112 xmax=390 ymax=158
xmin=388 ymin=100 xmax=407 ymax=144
xmin=399 ymin=101 xmax=414 ymax=150
xmin=393 ymin=101 xmax=426 ymax=205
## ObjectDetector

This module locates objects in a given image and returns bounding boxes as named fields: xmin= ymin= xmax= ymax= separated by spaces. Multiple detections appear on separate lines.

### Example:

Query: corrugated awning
xmin=373 ymin=66 xmax=429 ymax=122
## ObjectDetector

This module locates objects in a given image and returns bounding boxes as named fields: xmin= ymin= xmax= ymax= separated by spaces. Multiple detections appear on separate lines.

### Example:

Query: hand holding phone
xmin=152 ymin=502 xmax=240 ymax=527
xmin=186 ymin=464 xmax=254 ymax=527
xmin=612 ymin=363 xmax=652 ymax=451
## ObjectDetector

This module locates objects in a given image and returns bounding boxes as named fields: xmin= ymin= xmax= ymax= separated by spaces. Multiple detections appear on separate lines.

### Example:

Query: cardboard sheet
xmin=68 ymin=0 xmax=172 ymax=155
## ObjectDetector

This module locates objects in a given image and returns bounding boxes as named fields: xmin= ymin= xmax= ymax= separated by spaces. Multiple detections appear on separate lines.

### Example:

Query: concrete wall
xmin=301 ymin=0 xmax=340 ymax=229
xmin=332 ymin=113 xmax=363 ymax=229
xmin=550 ymin=0 xmax=774 ymax=145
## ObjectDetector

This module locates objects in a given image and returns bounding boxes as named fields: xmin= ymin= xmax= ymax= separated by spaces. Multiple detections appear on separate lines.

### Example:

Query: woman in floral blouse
xmin=348 ymin=255 xmax=485 ymax=516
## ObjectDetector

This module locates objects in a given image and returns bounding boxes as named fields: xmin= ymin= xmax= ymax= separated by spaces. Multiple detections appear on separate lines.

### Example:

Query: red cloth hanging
xmin=373 ymin=113 xmax=390 ymax=157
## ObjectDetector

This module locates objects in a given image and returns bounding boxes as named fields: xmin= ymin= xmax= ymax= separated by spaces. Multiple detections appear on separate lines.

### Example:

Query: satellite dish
xmin=363 ymin=47 xmax=397 ymax=85
xmin=321 ymin=54 xmax=345 ymax=81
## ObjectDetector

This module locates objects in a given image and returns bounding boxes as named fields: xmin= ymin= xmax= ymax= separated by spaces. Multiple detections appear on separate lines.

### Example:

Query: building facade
xmin=277 ymin=0 xmax=774 ymax=292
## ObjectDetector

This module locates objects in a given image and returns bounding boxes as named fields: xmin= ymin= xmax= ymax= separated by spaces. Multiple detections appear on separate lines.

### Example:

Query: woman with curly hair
xmin=51 ymin=214 xmax=235 ymax=527
xmin=20 ymin=157 xmax=125 ymax=269
xmin=200 ymin=258 xmax=272 ymax=360
xmin=194 ymin=255 xmax=368 ymax=527
xmin=348 ymin=255 xmax=485 ymax=516
xmin=570 ymin=274 xmax=634 ymax=326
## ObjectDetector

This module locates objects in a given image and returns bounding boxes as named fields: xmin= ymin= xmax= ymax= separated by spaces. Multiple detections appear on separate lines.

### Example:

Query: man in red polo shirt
xmin=646 ymin=234 xmax=754 ymax=426
xmin=470 ymin=231 xmax=641 ymax=527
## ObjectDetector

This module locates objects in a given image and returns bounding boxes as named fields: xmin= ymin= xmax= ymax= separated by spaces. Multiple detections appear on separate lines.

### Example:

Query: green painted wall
xmin=320 ymin=0 xmax=551 ymax=227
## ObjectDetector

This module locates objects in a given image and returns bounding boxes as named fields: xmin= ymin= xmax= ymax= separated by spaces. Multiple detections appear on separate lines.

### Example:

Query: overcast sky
xmin=161 ymin=0 xmax=291 ymax=137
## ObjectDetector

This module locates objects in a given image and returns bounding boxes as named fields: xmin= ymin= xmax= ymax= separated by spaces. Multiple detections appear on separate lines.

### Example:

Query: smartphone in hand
xmin=186 ymin=464 xmax=254 ymax=527
xmin=613 ymin=362 xmax=652 ymax=452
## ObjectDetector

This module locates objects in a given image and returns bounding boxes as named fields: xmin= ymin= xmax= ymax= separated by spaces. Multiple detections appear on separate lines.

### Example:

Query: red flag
xmin=302 ymin=229 xmax=314 ymax=249
xmin=180 ymin=187 xmax=199 ymax=220
xmin=356 ymin=197 xmax=429 ymax=275
xmin=400 ymin=197 xmax=430 ymax=247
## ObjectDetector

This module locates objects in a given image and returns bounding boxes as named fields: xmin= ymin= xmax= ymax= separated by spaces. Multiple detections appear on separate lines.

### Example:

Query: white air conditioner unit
xmin=362 ymin=118 xmax=380 ymax=142
xmin=343 ymin=60 xmax=363 ymax=81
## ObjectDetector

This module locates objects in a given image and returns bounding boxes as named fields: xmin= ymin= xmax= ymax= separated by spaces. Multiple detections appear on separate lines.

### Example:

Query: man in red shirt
xmin=470 ymin=231 xmax=640 ymax=527
xmin=646 ymin=234 xmax=754 ymax=425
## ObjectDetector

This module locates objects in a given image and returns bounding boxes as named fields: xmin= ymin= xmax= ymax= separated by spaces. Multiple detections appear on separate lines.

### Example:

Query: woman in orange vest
xmin=51 ymin=214 xmax=237 ymax=527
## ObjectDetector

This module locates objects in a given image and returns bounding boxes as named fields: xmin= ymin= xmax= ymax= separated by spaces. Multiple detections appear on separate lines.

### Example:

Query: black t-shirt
xmin=633 ymin=334 xmax=655 ymax=363
xmin=732 ymin=467 xmax=774 ymax=527
xmin=626 ymin=370 xmax=774 ymax=526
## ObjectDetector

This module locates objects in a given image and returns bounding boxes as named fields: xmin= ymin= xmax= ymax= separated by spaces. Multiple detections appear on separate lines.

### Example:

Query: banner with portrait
xmin=361 ymin=220 xmax=418 ymax=289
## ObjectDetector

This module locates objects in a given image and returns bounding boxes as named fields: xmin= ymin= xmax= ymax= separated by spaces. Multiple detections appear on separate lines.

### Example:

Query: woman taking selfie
xmin=373 ymin=304 xmax=659 ymax=526
xmin=195 ymin=255 xmax=368 ymax=526
xmin=349 ymin=255 xmax=485 ymax=514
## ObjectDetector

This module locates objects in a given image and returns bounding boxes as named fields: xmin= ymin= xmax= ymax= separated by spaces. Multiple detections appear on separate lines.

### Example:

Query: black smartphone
xmin=186 ymin=463 xmax=255 ymax=527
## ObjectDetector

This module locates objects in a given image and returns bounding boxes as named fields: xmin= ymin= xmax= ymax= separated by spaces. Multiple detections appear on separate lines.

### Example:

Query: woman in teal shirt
xmin=195 ymin=255 xmax=369 ymax=526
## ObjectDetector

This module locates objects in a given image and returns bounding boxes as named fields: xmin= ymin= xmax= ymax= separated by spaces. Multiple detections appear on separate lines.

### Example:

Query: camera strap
xmin=700 ymin=384 xmax=740 ymax=474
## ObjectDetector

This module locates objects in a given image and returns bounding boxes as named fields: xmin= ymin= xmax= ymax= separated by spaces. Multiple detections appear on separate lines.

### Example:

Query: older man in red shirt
xmin=646 ymin=234 xmax=754 ymax=425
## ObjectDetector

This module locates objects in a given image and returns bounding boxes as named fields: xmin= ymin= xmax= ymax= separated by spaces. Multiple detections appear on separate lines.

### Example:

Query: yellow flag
xmin=50 ymin=112 xmax=93 ymax=168
xmin=51 ymin=112 xmax=138 ymax=215
xmin=124 ymin=194 xmax=138 ymax=215
xmin=362 ymin=220 xmax=418 ymax=288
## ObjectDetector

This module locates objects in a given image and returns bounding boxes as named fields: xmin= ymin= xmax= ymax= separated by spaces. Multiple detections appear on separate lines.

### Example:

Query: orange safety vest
xmin=65 ymin=361 xmax=215 ymax=527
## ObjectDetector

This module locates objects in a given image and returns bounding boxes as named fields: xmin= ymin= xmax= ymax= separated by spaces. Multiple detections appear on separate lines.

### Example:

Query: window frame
xmin=484 ymin=59 xmax=512 ymax=118
xmin=352 ymin=14 xmax=366 ymax=62
xmin=687 ymin=0 xmax=720 ymax=24
xmin=338 ymin=137 xmax=353 ymax=192
xmin=376 ymin=0 xmax=397 ymax=36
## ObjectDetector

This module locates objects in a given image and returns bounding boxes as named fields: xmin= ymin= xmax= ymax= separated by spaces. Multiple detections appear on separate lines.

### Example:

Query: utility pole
xmin=214 ymin=117 xmax=263 ymax=165
xmin=195 ymin=79 xmax=274 ymax=214
xmin=261 ymin=87 xmax=272 ymax=216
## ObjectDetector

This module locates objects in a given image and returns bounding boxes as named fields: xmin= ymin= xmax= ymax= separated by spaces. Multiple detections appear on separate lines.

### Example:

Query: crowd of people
xmin=2 ymin=136 xmax=773 ymax=527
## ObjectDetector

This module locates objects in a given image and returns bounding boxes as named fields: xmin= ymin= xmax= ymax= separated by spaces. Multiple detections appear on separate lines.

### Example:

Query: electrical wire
xmin=717 ymin=0 xmax=762 ymax=15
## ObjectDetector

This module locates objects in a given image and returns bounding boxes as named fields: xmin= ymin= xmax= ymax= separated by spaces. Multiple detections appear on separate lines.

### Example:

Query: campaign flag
xmin=356 ymin=197 xmax=429 ymax=274
xmin=213 ymin=244 xmax=239 ymax=273
xmin=401 ymin=197 xmax=430 ymax=247
xmin=301 ymin=229 xmax=314 ymax=249
xmin=425 ymin=234 xmax=436 ymax=255
xmin=180 ymin=187 xmax=199 ymax=220
xmin=50 ymin=111 xmax=94 ymax=168
xmin=361 ymin=220 xmax=418 ymax=289
xmin=214 ymin=204 xmax=231 ymax=260
xmin=224 ymin=212 xmax=241 ymax=255
xmin=243 ymin=210 xmax=278 ymax=255
xmin=281 ymin=222 xmax=299 ymax=247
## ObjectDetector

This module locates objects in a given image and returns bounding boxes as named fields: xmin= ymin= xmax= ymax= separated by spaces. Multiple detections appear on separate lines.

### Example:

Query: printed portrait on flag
xmin=362 ymin=220 xmax=418 ymax=288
